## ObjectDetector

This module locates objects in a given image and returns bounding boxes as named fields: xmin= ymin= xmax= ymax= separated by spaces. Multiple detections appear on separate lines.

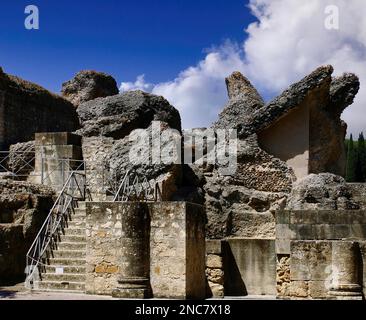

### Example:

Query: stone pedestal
xmin=112 ymin=203 xmax=152 ymax=299
xmin=28 ymin=132 xmax=83 ymax=190
xmin=328 ymin=241 xmax=362 ymax=300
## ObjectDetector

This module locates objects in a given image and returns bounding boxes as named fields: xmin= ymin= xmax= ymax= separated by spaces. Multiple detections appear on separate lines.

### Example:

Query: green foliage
xmin=345 ymin=132 xmax=366 ymax=182
xmin=356 ymin=132 xmax=366 ymax=182
xmin=346 ymin=134 xmax=357 ymax=182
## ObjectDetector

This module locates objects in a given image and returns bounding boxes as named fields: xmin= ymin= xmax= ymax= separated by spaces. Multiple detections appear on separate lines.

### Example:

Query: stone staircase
xmin=35 ymin=202 xmax=87 ymax=293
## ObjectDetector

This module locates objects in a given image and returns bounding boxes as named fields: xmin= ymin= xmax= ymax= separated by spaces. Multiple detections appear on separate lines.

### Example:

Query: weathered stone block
xmin=349 ymin=224 xmax=366 ymax=238
xmin=206 ymin=254 xmax=223 ymax=269
xmin=206 ymin=268 xmax=224 ymax=285
xmin=290 ymin=224 xmax=314 ymax=240
xmin=332 ymin=224 xmax=351 ymax=239
xmin=276 ymin=211 xmax=290 ymax=224
xmin=208 ymin=281 xmax=224 ymax=298
xmin=290 ymin=241 xmax=332 ymax=281
xmin=276 ymin=223 xmax=295 ymax=240
xmin=35 ymin=132 xmax=82 ymax=146
xmin=312 ymin=224 xmax=334 ymax=240
xmin=316 ymin=211 xmax=333 ymax=224
xmin=309 ymin=280 xmax=330 ymax=299
xmin=290 ymin=280 xmax=309 ymax=298
xmin=290 ymin=211 xmax=318 ymax=224
xmin=206 ymin=240 xmax=222 ymax=255
xmin=276 ymin=239 xmax=290 ymax=254
xmin=224 ymin=238 xmax=276 ymax=296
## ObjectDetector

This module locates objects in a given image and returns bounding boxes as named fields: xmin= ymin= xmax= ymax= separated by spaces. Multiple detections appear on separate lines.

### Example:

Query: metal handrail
xmin=25 ymin=170 xmax=87 ymax=289
xmin=0 ymin=151 xmax=35 ymax=176
xmin=113 ymin=169 xmax=162 ymax=202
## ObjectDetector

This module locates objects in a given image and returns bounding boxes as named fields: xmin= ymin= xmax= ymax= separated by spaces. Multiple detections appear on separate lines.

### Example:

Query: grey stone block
xmin=290 ymin=224 xmax=314 ymax=240
xmin=276 ymin=224 xmax=295 ymax=240
xmin=349 ymin=224 xmax=366 ymax=239
xmin=35 ymin=132 xmax=82 ymax=146
xmin=312 ymin=224 xmax=334 ymax=240
xmin=332 ymin=224 xmax=351 ymax=239
xmin=206 ymin=240 xmax=222 ymax=255
xmin=276 ymin=239 xmax=290 ymax=254
xmin=276 ymin=210 xmax=290 ymax=224
xmin=290 ymin=211 xmax=317 ymax=225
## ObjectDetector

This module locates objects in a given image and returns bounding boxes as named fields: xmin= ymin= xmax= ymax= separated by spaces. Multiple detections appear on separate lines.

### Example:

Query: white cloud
xmin=120 ymin=74 xmax=154 ymax=92
xmin=120 ymin=0 xmax=366 ymax=135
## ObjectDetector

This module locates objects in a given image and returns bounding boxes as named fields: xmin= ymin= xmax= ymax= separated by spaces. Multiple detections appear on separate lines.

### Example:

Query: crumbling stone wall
xmin=0 ymin=68 xmax=79 ymax=149
xmin=0 ymin=180 xmax=54 ymax=285
xmin=81 ymin=136 xmax=115 ymax=200
xmin=205 ymin=240 xmax=224 ymax=298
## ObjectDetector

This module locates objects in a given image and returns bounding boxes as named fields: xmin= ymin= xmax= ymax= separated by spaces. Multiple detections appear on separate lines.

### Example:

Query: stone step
xmin=64 ymin=228 xmax=85 ymax=236
xmin=35 ymin=281 xmax=85 ymax=292
xmin=45 ymin=265 xmax=86 ymax=274
xmin=68 ymin=216 xmax=86 ymax=223
xmin=57 ymin=242 xmax=86 ymax=251
xmin=66 ymin=221 xmax=86 ymax=228
xmin=60 ymin=235 xmax=86 ymax=243
xmin=77 ymin=202 xmax=86 ymax=210
xmin=49 ymin=258 xmax=86 ymax=266
xmin=53 ymin=250 xmax=86 ymax=259
xmin=73 ymin=208 xmax=86 ymax=215
xmin=42 ymin=273 xmax=86 ymax=282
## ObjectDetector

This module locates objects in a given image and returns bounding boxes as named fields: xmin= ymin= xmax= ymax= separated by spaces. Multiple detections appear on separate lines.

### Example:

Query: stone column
xmin=112 ymin=203 xmax=152 ymax=299
xmin=328 ymin=241 xmax=362 ymax=300
xmin=359 ymin=241 xmax=366 ymax=298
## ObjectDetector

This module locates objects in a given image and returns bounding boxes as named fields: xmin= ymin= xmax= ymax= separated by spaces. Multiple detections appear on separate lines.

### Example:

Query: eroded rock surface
xmin=0 ymin=67 xmax=79 ymax=149
xmin=61 ymin=70 xmax=119 ymax=106
xmin=0 ymin=180 xmax=54 ymax=285
xmin=77 ymin=90 xmax=181 ymax=139
xmin=286 ymin=173 xmax=360 ymax=210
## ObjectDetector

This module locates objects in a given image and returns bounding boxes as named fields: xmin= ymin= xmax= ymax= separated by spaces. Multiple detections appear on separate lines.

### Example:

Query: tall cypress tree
xmin=357 ymin=132 xmax=366 ymax=182
xmin=346 ymin=134 xmax=357 ymax=182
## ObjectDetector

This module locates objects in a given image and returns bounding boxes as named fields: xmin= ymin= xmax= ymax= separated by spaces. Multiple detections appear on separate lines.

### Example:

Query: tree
xmin=356 ymin=132 xmax=366 ymax=182
xmin=346 ymin=134 xmax=357 ymax=182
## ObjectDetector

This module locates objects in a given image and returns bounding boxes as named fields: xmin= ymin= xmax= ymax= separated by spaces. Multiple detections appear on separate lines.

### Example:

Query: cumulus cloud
xmin=120 ymin=74 xmax=154 ymax=92
xmin=120 ymin=0 xmax=366 ymax=134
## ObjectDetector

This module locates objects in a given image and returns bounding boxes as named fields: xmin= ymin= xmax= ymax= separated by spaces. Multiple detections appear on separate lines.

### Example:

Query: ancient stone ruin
xmin=0 ymin=65 xmax=366 ymax=300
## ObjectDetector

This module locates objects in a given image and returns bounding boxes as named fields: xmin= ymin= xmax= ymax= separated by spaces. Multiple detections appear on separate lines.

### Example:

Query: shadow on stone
xmin=222 ymin=241 xmax=248 ymax=296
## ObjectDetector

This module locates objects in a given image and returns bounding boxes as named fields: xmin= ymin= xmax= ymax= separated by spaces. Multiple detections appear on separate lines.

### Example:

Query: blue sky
xmin=0 ymin=1 xmax=364 ymax=134
xmin=0 ymin=0 xmax=255 ymax=93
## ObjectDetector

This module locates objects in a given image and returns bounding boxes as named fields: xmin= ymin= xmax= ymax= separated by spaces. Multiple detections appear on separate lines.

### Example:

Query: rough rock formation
xmin=76 ymin=90 xmax=181 ymax=139
xmin=0 ymin=180 xmax=54 ymax=285
xmin=61 ymin=70 xmax=119 ymax=106
xmin=0 ymin=67 xmax=79 ymax=149
xmin=286 ymin=173 xmax=360 ymax=210
xmin=105 ymin=121 xmax=183 ymax=200
xmin=201 ymin=65 xmax=360 ymax=239
xmin=8 ymin=141 xmax=35 ymax=176
xmin=233 ymin=66 xmax=359 ymax=176
xmin=76 ymin=89 xmax=184 ymax=200
xmin=214 ymin=72 xmax=264 ymax=130
xmin=236 ymin=66 xmax=334 ymax=138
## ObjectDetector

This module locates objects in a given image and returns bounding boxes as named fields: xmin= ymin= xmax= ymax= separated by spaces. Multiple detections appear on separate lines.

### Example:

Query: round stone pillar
xmin=328 ymin=241 xmax=362 ymax=299
xmin=112 ymin=203 xmax=151 ymax=299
